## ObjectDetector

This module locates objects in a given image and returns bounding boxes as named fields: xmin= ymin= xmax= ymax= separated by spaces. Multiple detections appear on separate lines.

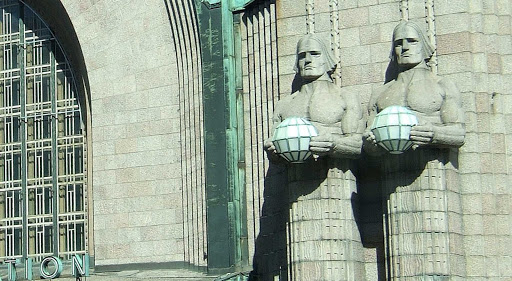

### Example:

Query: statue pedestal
xmin=382 ymin=149 xmax=464 ymax=280
xmin=287 ymin=158 xmax=365 ymax=280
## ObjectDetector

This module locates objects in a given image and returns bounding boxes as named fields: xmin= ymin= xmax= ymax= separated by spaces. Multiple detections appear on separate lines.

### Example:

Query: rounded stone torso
xmin=376 ymin=68 xmax=445 ymax=125
xmin=277 ymin=80 xmax=347 ymax=130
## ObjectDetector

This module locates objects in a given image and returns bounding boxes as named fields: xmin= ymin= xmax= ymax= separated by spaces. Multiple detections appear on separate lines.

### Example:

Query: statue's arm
xmin=362 ymin=92 xmax=386 ymax=155
xmin=409 ymin=78 xmax=465 ymax=148
xmin=264 ymin=101 xmax=286 ymax=163
xmin=317 ymin=91 xmax=364 ymax=158
xmin=309 ymin=90 xmax=363 ymax=159
xmin=332 ymin=90 xmax=364 ymax=157
xmin=433 ymin=78 xmax=465 ymax=147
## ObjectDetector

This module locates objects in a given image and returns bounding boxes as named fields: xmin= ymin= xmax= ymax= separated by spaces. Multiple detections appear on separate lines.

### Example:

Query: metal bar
xmin=18 ymin=1 xmax=27 ymax=260
xmin=50 ymin=39 xmax=58 ymax=256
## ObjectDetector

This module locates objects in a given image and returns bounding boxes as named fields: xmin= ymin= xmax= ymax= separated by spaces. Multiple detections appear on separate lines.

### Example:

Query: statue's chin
xmin=301 ymin=75 xmax=322 ymax=81
xmin=397 ymin=60 xmax=424 ymax=71
xmin=300 ymin=73 xmax=331 ymax=83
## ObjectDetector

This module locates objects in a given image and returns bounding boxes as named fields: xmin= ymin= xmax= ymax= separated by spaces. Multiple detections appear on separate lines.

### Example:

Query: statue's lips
xmin=399 ymin=53 xmax=419 ymax=57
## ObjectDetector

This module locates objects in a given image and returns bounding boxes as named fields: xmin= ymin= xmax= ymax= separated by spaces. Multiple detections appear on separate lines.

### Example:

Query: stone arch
xmin=22 ymin=0 xmax=94 ymax=257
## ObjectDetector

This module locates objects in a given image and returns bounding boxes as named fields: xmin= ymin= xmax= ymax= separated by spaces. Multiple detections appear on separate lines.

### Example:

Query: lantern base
xmin=278 ymin=151 xmax=313 ymax=163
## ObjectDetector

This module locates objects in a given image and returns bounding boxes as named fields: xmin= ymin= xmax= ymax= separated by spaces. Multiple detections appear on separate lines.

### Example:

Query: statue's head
xmin=390 ymin=21 xmax=435 ymax=70
xmin=294 ymin=34 xmax=337 ymax=82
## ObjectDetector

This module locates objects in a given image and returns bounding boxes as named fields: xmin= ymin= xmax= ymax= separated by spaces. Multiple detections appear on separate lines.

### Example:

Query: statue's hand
xmin=363 ymin=130 xmax=377 ymax=146
xmin=309 ymin=135 xmax=335 ymax=157
xmin=410 ymin=125 xmax=434 ymax=148
xmin=264 ymin=139 xmax=283 ymax=163
xmin=362 ymin=130 xmax=385 ymax=156
xmin=264 ymin=139 xmax=275 ymax=152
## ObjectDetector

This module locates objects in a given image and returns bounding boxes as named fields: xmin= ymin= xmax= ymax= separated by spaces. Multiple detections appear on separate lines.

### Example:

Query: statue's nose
xmin=305 ymin=52 xmax=312 ymax=62
xmin=402 ymin=40 xmax=410 ymax=50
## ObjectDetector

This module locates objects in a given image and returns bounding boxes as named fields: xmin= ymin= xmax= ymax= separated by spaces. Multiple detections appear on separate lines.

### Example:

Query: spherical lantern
xmin=370 ymin=105 xmax=418 ymax=154
xmin=272 ymin=117 xmax=318 ymax=163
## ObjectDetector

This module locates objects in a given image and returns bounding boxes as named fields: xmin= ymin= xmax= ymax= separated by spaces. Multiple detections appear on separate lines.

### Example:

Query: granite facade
xmin=20 ymin=0 xmax=512 ymax=280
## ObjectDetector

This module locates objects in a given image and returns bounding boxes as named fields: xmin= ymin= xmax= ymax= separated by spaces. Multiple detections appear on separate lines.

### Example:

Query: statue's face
xmin=297 ymin=39 xmax=327 ymax=81
xmin=393 ymin=26 xmax=424 ymax=68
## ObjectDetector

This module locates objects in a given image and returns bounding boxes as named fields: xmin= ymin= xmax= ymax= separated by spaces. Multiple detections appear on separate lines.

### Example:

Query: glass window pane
xmin=0 ymin=1 xmax=87 ymax=261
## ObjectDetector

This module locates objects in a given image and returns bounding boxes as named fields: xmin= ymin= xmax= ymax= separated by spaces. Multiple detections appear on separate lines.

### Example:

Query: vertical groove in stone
xmin=241 ymin=0 xmax=279 ymax=268
xmin=167 ymin=0 xmax=187 ymax=263
xmin=242 ymin=7 xmax=256 ymax=263
xmin=329 ymin=0 xmax=341 ymax=86
xmin=425 ymin=0 xmax=438 ymax=74
xmin=187 ymin=0 xmax=206 ymax=266
xmin=167 ymin=0 xmax=205 ymax=267
xmin=400 ymin=0 xmax=409 ymax=21
xmin=306 ymin=0 xmax=315 ymax=33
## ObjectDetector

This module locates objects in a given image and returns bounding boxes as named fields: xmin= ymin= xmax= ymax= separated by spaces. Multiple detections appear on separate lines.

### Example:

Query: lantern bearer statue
xmin=364 ymin=21 xmax=465 ymax=279
xmin=263 ymin=34 xmax=365 ymax=280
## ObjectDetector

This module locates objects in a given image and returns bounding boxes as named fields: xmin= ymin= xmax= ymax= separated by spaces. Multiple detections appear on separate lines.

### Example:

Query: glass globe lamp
xmin=370 ymin=105 xmax=418 ymax=154
xmin=272 ymin=117 xmax=318 ymax=163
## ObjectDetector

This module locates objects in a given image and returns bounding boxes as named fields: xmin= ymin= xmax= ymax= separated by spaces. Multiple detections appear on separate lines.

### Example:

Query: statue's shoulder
xmin=337 ymin=86 xmax=358 ymax=101
xmin=437 ymin=75 xmax=458 ymax=90
xmin=425 ymin=72 xmax=459 ymax=97
xmin=373 ymin=80 xmax=394 ymax=98
xmin=276 ymin=92 xmax=295 ymax=104
xmin=274 ymin=92 xmax=296 ymax=112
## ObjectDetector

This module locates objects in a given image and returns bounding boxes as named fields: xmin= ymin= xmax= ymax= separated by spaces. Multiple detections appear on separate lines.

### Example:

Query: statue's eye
xmin=310 ymin=51 xmax=321 ymax=56
xmin=394 ymin=40 xmax=403 ymax=46
xmin=298 ymin=53 xmax=306 ymax=59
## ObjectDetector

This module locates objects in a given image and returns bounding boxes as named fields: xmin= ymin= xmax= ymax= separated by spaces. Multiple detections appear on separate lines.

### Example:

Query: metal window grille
xmin=0 ymin=0 xmax=87 ymax=262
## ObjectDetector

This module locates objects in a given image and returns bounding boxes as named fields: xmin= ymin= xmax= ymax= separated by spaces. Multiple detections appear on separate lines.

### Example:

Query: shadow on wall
xmin=249 ymin=162 xmax=289 ymax=281
xmin=250 ymin=157 xmax=375 ymax=280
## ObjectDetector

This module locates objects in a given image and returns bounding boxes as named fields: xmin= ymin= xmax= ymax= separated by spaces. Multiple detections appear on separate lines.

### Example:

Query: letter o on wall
xmin=40 ymin=256 xmax=63 ymax=279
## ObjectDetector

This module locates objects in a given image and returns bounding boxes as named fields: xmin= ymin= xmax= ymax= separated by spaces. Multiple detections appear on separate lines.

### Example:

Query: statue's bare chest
xmin=377 ymin=78 xmax=444 ymax=115
xmin=281 ymin=90 xmax=346 ymax=125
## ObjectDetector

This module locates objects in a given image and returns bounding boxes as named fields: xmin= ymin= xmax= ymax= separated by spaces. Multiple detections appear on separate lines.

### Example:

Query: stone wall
xmin=36 ymin=0 xmax=512 ymax=278
xmin=240 ymin=0 xmax=280 ymax=268
xmin=246 ymin=0 xmax=512 ymax=279
xmin=60 ymin=0 xmax=191 ymax=267
xmin=449 ymin=0 xmax=512 ymax=279
xmin=167 ymin=0 xmax=208 ymax=268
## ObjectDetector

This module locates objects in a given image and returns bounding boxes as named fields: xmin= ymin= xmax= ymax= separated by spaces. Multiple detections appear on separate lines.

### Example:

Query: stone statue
xmin=258 ymin=34 xmax=365 ymax=280
xmin=365 ymin=21 xmax=465 ymax=152
xmin=265 ymin=35 xmax=363 ymax=160
xmin=364 ymin=21 xmax=465 ymax=279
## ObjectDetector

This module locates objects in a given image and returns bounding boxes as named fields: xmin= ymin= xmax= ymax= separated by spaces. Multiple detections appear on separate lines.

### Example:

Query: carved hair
xmin=390 ymin=21 xmax=435 ymax=62
xmin=293 ymin=34 xmax=337 ymax=75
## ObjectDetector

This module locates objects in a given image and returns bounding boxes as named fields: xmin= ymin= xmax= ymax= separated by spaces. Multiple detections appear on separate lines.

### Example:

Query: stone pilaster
xmin=287 ymin=158 xmax=365 ymax=280
xmin=382 ymin=149 xmax=462 ymax=280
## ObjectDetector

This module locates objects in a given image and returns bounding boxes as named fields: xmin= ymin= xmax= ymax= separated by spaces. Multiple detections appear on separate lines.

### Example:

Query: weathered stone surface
xmin=44 ymin=1 xmax=512 ymax=279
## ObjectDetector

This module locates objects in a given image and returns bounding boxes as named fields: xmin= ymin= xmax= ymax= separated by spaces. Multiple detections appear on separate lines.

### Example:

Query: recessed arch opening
xmin=0 ymin=0 xmax=92 ymax=262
